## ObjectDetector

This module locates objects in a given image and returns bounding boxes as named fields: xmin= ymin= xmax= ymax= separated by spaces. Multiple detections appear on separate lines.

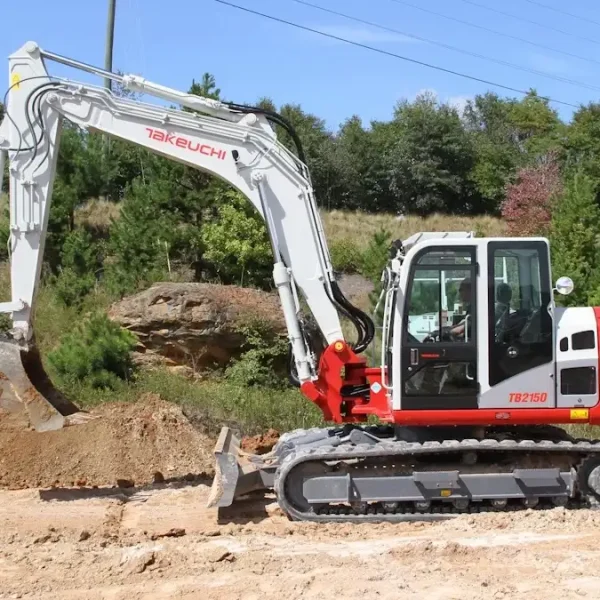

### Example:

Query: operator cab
xmin=383 ymin=234 xmax=594 ymax=414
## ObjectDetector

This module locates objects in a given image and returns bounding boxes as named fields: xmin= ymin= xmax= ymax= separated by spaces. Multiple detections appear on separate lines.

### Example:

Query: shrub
xmin=47 ymin=312 xmax=138 ymax=389
xmin=359 ymin=229 xmax=393 ymax=285
xmin=224 ymin=318 xmax=289 ymax=388
xmin=330 ymin=238 xmax=362 ymax=274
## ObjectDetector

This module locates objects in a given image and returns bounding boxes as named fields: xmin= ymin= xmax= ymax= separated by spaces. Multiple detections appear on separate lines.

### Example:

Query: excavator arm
xmin=0 ymin=41 xmax=376 ymax=432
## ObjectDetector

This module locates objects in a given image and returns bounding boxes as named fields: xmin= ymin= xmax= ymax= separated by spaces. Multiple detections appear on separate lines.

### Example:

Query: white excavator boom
xmin=0 ymin=41 xmax=372 ymax=431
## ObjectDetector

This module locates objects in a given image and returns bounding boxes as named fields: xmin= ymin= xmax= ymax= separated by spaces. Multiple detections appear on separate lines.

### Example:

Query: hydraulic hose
xmin=225 ymin=101 xmax=307 ymax=164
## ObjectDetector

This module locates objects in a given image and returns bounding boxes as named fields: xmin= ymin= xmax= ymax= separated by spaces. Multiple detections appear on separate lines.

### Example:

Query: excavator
xmin=2 ymin=41 xmax=600 ymax=523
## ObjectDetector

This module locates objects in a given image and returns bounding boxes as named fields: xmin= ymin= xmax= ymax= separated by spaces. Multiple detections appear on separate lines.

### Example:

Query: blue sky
xmin=3 ymin=0 xmax=600 ymax=130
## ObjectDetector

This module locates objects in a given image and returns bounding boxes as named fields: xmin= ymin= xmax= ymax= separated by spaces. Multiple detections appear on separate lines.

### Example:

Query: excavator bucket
xmin=0 ymin=338 xmax=93 ymax=432
xmin=207 ymin=427 xmax=275 ymax=509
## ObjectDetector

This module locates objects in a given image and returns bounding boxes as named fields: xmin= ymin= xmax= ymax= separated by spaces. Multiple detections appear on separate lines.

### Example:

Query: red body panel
xmin=391 ymin=408 xmax=600 ymax=426
xmin=302 ymin=309 xmax=600 ymax=427
xmin=300 ymin=342 xmax=392 ymax=423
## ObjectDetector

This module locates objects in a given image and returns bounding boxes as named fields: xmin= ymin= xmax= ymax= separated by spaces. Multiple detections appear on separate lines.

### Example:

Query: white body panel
xmin=555 ymin=307 xmax=599 ymax=409
xmin=477 ymin=364 xmax=555 ymax=409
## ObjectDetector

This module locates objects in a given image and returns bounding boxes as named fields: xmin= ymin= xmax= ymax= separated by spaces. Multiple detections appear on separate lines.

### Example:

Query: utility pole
xmin=103 ymin=0 xmax=117 ymax=198
xmin=104 ymin=0 xmax=117 ymax=90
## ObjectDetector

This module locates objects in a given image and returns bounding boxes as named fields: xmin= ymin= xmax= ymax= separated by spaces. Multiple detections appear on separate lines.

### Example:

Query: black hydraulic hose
xmin=323 ymin=278 xmax=373 ymax=354
xmin=1 ymin=75 xmax=56 ymax=153
xmin=28 ymin=84 xmax=61 ymax=172
xmin=330 ymin=280 xmax=375 ymax=353
xmin=225 ymin=101 xmax=308 ymax=165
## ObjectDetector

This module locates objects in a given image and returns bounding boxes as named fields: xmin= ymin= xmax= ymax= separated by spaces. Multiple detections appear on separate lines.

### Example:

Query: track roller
xmin=522 ymin=498 xmax=539 ymax=508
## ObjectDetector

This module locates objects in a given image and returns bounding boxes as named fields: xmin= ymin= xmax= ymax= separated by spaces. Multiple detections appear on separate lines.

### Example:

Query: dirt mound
xmin=241 ymin=428 xmax=280 ymax=454
xmin=0 ymin=394 xmax=216 ymax=490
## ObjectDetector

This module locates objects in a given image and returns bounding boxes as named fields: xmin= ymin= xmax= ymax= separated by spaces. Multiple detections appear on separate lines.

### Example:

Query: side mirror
xmin=554 ymin=276 xmax=574 ymax=296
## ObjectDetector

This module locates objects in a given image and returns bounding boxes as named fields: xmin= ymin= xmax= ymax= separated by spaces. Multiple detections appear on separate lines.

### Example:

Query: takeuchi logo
xmin=145 ymin=128 xmax=226 ymax=160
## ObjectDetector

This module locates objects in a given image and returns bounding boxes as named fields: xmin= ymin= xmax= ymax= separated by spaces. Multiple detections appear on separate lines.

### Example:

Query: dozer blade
xmin=207 ymin=427 xmax=275 ymax=508
xmin=0 ymin=339 xmax=94 ymax=432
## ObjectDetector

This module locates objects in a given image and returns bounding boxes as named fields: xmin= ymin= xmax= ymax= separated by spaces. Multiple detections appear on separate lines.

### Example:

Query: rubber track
xmin=274 ymin=436 xmax=600 ymax=523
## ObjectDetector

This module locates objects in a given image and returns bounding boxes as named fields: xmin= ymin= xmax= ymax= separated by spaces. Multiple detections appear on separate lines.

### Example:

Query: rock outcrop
xmin=107 ymin=275 xmax=374 ymax=375
xmin=107 ymin=282 xmax=286 ymax=374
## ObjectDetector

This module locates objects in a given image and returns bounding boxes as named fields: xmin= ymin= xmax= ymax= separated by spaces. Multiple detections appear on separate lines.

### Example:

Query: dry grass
xmin=74 ymin=198 xmax=121 ymax=231
xmin=321 ymin=210 xmax=506 ymax=249
xmin=72 ymin=197 xmax=506 ymax=247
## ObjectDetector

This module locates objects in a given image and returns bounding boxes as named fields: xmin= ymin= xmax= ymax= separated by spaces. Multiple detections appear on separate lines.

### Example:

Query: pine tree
xmin=550 ymin=168 xmax=600 ymax=306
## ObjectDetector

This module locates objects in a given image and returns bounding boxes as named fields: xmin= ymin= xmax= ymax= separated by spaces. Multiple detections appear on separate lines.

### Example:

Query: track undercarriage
xmin=208 ymin=424 xmax=600 ymax=522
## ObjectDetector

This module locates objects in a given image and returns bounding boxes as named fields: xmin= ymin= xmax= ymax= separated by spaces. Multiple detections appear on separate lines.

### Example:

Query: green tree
xmin=201 ymin=189 xmax=272 ymax=288
xmin=53 ymin=229 xmax=103 ymax=306
xmin=48 ymin=312 xmax=138 ymax=389
xmin=104 ymin=178 xmax=179 ymax=295
xmin=508 ymin=90 xmax=563 ymax=157
xmin=384 ymin=92 xmax=480 ymax=215
xmin=464 ymin=93 xmax=521 ymax=212
xmin=563 ymin=102 xmax=600 ymax=181
xmin=357 ymin=229 xmax=393 ymax=326
xmin=331 ymin=116 xmax=394 ymax=212
xmin=464 ymin=91 xmax=563 ymax=213
xmin=189 ymin=73 xmax=221 ymax=100
xmin=550 ymin=168 xmax=600 ymax=306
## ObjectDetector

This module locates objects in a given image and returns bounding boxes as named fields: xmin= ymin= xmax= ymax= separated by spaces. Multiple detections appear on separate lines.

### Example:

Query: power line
xmin=211 ymin=0 xmax=579 ymax=108
xmin=386 ymin=0 xmax=600 ymax=68
xmin=288 ymin=0 xmax=600 ymax=93
xmin=521 ymin=0 xmax=600 ymax=29
xmin=455 ymin=0 xmax=600 ymax=47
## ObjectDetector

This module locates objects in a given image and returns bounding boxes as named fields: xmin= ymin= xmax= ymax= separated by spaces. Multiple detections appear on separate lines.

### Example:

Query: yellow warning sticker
xmin=570 ymin=409 xmax=589 ymax=420
xmin=440 ymin=489 xmax=452 ymax=497
xmin=11 ymin=73 xmax=21 ymax=90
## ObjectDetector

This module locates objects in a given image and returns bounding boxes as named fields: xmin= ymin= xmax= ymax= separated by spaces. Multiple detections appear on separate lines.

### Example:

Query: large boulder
xmin=107 ymin=283 xmax=286 ymax=373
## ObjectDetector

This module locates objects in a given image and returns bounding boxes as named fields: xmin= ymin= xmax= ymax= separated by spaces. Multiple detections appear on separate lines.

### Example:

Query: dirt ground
xmin=1 ymin=397 xmax=600 ymax=599
xmin=0 ymin=485 xmax=600 ymax=599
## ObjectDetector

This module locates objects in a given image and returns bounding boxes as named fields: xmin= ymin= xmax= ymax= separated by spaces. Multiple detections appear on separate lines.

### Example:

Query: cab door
xmin=480 ymin=240 xmax=555 ymax=408
xmin=400 ymin=246 xmax=478 ymax=410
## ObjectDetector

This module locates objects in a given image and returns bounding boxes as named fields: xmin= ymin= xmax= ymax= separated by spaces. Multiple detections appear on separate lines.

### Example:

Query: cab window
xmin=488 ymin=242 xmax=553 ymax=386
xmin=405 ymin=249 xmax=475 ymax=344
